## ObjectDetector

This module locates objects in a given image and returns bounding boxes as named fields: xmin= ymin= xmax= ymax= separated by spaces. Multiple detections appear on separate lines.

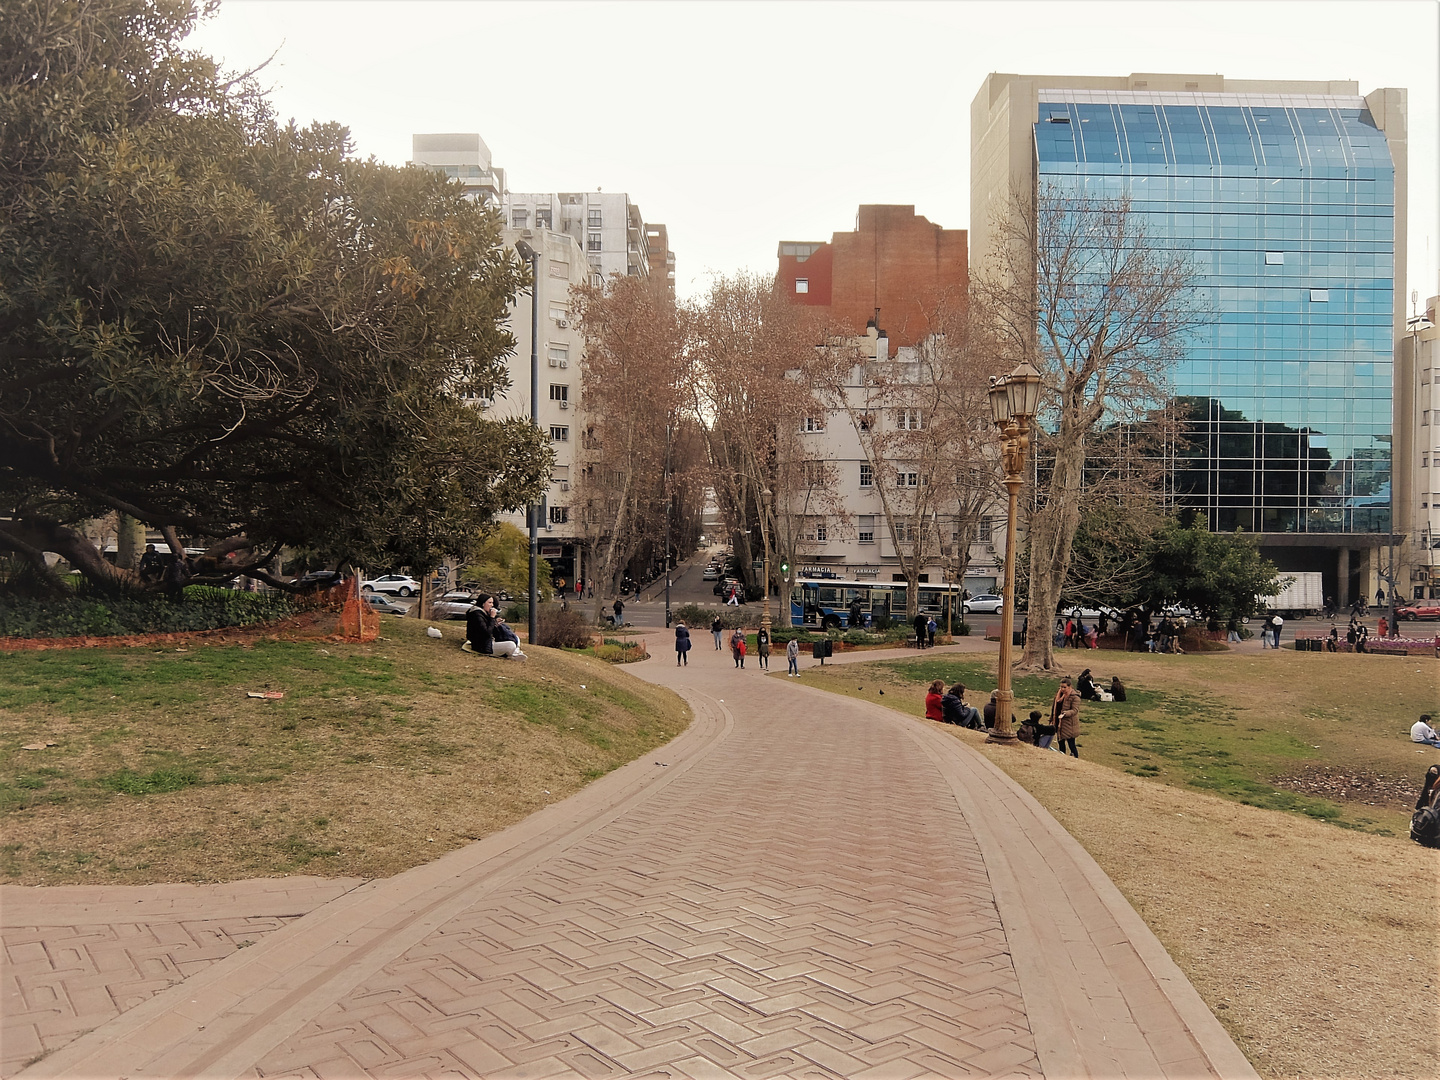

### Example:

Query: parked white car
xmin=432 ymin=591 xmax=480 ymax=619
xmin=361 ymin=574 xmax=420 ymax=597
xmin=965 ymin=594 xmax=1005 ymax=614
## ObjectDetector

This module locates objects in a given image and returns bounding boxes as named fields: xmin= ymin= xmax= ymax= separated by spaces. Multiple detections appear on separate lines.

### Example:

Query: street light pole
xmin=987 ymin=361 xmax=1044 ymax=744
xmin=516 ymin=239 xmax=541 ymax=649
xmin=759 ymin=488 xmax=773 ymax=636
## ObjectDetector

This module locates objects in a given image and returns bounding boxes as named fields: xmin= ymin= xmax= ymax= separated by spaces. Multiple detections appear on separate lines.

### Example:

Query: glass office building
xmin=1032 ymin=90 xmax=1396 ymax=536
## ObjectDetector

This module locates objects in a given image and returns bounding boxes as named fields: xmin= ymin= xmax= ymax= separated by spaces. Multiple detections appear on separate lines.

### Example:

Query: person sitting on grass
xmin=1016 ymin=714 xmax=1037 ymax=744
xmin=941 ymin=684 xmax=981 ymax=728
xmin=1031 ymin=709 xmax=1057 ymax=749
xmin=463 ymin=595 xmax=525 ymax=659
xmin=925 ymin=680 xmax=945 ymax=722
xmin=1077 ymin=669 xmax=1101 ymax=701
xmin=1411 ymin=714 xmax=1440 ymax=748
xmin=1109 ymin=675 xmax=1127 ymax=702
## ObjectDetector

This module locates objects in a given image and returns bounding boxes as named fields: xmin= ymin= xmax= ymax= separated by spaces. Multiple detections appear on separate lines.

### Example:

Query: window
xmin=549 ymin=506 xmax=569 ymax=524
xmin=1310 ymin=289 xmax=1330 ymax=302
xmin=511 ymin=209 xmax=528 ymax=228
xmin=1265 ymin=251 xmax=1284 ymax=264
xmin=794 ymin=278 xmax=809 ymax=294
xmin=895 ymin=409 xmax=924 ymax=430
xmin=1424 ymin=410 xmax=1431 ymax=427
xmin=801 ymin=416 xmax=824 ymax=432
xmin=858 ymin=515 xmax=875 ymax=543
xmin=1423 ymin=454 xmax=1430 ymax=468
xmin=547 ymin=344 xmax=569 ymax=363
xmin=587 ymin=231 xmax=603 ymax=252
xmin=814 ymin=521 xmax=827 ymax=542
xmin=857 ymin=413 xmax=873 ymax=432
xmin=552 ymin=464 xmax=570 ymax=481
xmin=894 ymin=520 xmax=913 ymax=543
xmin=859 ymin=463 xmax=872 ymax=488
xmin=897 ymin=471 xmax=919 ymax=488
xmin=978 ymin=516 xmax=993 ymax=542
xmin=588 ymin=209 xmax=602 ymax=228
xmin=534 ymin=208 xmax=552 ymax=228
xmin=550 ymin=425 xmax=569 ymax=442
xmin=590 ymin=273 xmax=603 ymax=288
xmin=549 ymin=384 xmax=569 ymax=402
xmin=549 ymin=304 xmax=568 ymax=322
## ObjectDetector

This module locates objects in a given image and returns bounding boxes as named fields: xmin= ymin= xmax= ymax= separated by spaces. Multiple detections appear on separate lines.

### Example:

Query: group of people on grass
xmin=923 ymin=670 xmax=1127 ymax=759
xmin=462 ymin=594 xmax=527 ymax=660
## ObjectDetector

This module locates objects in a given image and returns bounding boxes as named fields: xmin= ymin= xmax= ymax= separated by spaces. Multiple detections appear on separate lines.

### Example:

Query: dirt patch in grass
xmin=0 ymin=620 xmax=688 ymax=885
xmin=1269 ymin=764 xmax=1419 ymax=811
xmin=793 ymin=656 xmax=1440 ymax=1080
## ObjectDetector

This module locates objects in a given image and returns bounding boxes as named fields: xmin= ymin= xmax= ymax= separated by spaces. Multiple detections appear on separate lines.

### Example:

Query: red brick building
xmin=776 ymin=205 xmax=968 ymax=348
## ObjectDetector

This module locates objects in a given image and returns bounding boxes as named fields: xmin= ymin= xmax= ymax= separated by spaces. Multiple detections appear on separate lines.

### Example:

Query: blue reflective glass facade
xmin=1035 ymin=97 xmax=1394 ymax=534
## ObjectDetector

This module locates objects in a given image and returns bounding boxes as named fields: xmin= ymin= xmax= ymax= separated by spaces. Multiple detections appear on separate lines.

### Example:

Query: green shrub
xmin=0 ymin=585 xmax=297 ymax=638
xmin=672 ymin=604 xmax=750 ymax=631
xmin=502 ymin=602 xmax=529 ymax=623
xmin=594 ymin=640 xmax=648 ymax=663
xmin=536 ymin=607 xmax=593 ymax=649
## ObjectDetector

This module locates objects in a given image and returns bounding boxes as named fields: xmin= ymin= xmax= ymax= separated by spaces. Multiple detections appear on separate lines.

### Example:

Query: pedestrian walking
xmin=730 ymin=628 xmax=746 ymax=668
xmin=927 ymin=616 xmax=938 ymax=648
xmin=756 ymin=625 xmax=771 ymax=670
xmin=613 ymin=597 xmax=624 ymax=625
xmin=1378 ymin=615 xmax=1389 ymax=639
xmin=1270 ymin=612 xmax=1284 ymax=649
xmin=674 ymin=622 xmax=691 ymax=666
xmin=711 ymin=614 xmax=723 ymax=649
xmin=786 ymin=637 xmax=799 ymax=676
xmin=1226 ymin=616 xmax=1240 ymax=644
xmin=1052 ymin=676 xmax=1081 ymax=757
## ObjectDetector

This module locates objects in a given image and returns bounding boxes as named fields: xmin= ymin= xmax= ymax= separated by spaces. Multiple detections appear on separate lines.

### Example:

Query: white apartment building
xmin=502 ymin=191 xmax=651 ymax=285
xmin=786 ymin=326 xmax=1006 ymax=596
xmin=1411 ymin=288 xmax=1440 ymax=598
xmin=484 ymin=226 xmax=590 ymax=588
xmin=408 ymin=133 xmax=506 ymax=208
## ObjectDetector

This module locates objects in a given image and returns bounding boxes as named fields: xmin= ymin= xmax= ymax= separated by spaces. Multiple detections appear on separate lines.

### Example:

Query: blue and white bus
xmin=788 ymin=576 xmax=967 ymax=629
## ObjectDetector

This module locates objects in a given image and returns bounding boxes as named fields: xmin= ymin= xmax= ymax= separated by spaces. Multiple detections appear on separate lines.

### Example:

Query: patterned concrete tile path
xmin=8 ymin=641 xmax=1256 ymax=1079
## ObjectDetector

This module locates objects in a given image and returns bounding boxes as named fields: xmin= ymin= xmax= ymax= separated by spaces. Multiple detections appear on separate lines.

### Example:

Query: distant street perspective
xmin=2 ymin=3 xmax=1438 ymax=1079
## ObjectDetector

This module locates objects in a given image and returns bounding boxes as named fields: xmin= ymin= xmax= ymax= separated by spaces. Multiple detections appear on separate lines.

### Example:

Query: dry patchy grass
xmin=0 ymin=619 xmax=688 ymax=885
xmin=796 ymin=653 xmax=1440 ymax=1080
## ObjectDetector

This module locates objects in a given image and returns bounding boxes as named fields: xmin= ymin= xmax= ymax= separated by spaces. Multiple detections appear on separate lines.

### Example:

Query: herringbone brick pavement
xmin=1 ymin=877 xmax=362 ymax=1077
xmin=251 ymin=687 xmax=1039 ymax=1079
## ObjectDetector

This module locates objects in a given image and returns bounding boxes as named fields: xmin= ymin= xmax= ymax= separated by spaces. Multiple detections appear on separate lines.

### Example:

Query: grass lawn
xmin=0 ymin=619 xmax=688 ymax=885
xmin=793 ymin=648 xmax=1440 ymax=1080
xmin=801 ymin=647 xmax=1439 ymax=834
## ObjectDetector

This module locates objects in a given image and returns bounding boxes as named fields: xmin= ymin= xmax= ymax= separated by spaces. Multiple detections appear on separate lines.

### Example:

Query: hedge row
xmin=0 ymin=585 xmax=298 ymax=638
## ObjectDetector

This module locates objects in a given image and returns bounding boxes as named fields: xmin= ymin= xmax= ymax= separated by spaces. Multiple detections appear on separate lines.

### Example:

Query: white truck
xmin=1258 ymin=571 xmax=1324 ymax=618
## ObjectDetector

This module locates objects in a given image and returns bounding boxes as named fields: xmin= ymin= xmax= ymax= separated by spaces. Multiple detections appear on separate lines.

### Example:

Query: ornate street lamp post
xmin=759 ymin=487 xmax=773 ymax=635
xmin=987 ymin=361 xmax=1044 ymax=743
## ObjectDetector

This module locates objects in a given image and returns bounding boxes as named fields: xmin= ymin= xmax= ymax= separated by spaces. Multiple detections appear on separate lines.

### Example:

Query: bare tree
xmin=974 ymin=185 xmax=1201 ymax=670
xmin=686 ymin=273 xmax=834 ymax=601
xmin=571 ymin=275 xmax=685 ymax=620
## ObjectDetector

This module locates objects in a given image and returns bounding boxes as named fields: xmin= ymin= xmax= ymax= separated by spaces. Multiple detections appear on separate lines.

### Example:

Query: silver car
xmin=432 ymin=591 xmax=479 ymax=619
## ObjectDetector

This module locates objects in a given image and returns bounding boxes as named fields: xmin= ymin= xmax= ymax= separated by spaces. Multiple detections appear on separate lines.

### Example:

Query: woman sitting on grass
xmin=925 ymin=680 xmax=945 ymax=722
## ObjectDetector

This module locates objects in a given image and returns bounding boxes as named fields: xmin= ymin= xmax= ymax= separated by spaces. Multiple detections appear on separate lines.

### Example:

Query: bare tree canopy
xmin=974 ymin=185 xmax=1203 ymax=669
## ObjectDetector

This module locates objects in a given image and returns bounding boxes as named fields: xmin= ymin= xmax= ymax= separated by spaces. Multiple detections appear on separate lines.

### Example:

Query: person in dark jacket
xmin=914 ymin=612 xmax=929 ymax=648
xmin=674 ymin=622 xmax=692 ymax=666
xmin=1077 ymin=669 xmax=1100 ymax=701
xmin=941 ymin=684 xmax=980 ymax=728
xmin=711 ymin=614 xmax=724 ymax=649
xmin=613 ymin=597 xmax=624 ymax=625
xmin=1109 ymin=675 xmax=1126 ymax=702
xmin=755 ymin=625 xmax=771 ymax=670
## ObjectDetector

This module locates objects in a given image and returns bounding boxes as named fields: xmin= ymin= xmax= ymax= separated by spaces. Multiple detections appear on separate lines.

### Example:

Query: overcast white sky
xmin=190 ymin=0 xmax=1439 ymax=307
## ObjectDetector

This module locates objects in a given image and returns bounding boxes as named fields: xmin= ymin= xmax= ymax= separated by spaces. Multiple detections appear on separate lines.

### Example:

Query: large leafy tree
xmin=1145 ymin=521 xmax=1283 ymax=621
xmin=0 ymin=0 xmax=549 ymax=592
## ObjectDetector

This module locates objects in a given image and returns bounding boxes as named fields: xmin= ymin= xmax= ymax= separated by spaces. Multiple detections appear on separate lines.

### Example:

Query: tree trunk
xmin=1019 ymin=438 xmax=1085 ymax=670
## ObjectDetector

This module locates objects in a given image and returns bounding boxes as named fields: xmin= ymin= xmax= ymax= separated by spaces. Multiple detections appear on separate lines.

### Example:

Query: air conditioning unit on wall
xmin=556 ymin=317 xmax=568 ymax=328
xmin=559 ymin=360 xmax=568 ymax=368
xmin=559 ymin=400 xmax=569 ymax=409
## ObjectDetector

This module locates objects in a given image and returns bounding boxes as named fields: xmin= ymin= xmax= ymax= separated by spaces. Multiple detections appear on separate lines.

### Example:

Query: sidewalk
xmin=3 ymin=639 xmax=1256 ymax=1079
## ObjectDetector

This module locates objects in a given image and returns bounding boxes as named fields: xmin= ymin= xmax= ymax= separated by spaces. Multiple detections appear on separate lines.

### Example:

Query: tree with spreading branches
xmin=973 ymin=185 xmax=1203 ymax=669
xmin=0 ymin=0 xmax=550 ymax=593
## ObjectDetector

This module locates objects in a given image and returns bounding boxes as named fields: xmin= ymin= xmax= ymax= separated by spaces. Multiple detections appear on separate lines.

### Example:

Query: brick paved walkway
xmin=4 ymin=638 xmax=1256 ymax=1079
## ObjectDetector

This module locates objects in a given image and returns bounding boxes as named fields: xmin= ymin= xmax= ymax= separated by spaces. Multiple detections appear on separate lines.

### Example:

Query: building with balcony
xmin=503 ymin=191 xmax=667 ymax=289
xmin=783 ymin=325 xmax=1005 ymax=597
xmin=971 ymin=72 xmax=1410 ymax=608
xmin=408 ymin=133 xmax=506 ymax=207
xmin=776 ymin=205 xmax=968 ymax=349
